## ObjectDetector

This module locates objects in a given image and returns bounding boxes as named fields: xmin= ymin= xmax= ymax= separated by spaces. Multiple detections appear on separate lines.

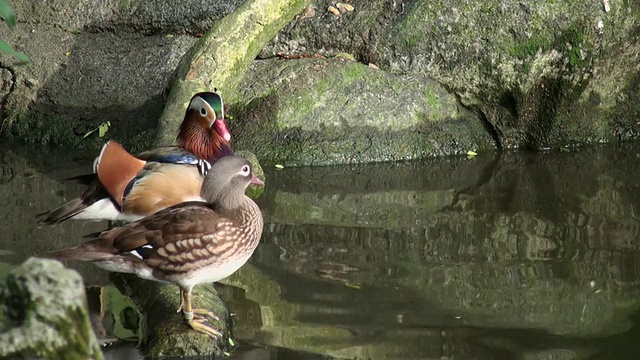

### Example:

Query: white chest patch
xmin=175 ymin=255 xmax=252 ymax=289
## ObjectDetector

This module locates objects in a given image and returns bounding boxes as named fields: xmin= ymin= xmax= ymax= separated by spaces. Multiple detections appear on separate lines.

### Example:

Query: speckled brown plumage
xmin=50 ymin=156 xmax=264 ymax=338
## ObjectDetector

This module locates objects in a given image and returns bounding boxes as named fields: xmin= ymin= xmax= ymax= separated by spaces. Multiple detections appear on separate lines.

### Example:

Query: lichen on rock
xmin=230 ymin=57 xmax=493 ymax=166
xmin=0 ymin=258 xmax=103 ymax=360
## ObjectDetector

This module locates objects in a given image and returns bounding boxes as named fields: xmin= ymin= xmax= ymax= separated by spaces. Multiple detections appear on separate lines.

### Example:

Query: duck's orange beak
xmin=213 ymin=119 xmax=231 ymax=142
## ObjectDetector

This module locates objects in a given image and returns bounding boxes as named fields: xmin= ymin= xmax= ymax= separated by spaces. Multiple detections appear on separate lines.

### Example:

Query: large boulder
xmin=0 ymin=258 xmax=103 ymax=360
xmin=0 ymin=0 xmax=239 ymax=150
xmin=230 ymin=56 xmax=493 ymax=166
xmin=261 ymin=0 xmax=640 ymax=150
xmin=1 ymin=0 xmax=640 ymax=165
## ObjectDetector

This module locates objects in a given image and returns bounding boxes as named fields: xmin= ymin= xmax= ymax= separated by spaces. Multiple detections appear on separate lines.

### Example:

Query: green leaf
xmin=0 ymin=0 xmax=16 ymax=28
xmin=344 ymin=281 xmax=362 ymax=289
xmin=83 ymin=128 xmax=96 ymax=139
xmin=0 ymin=39 xmax=31 ymax=65
xmin=98 ymin=122 xmax=109 ymax=137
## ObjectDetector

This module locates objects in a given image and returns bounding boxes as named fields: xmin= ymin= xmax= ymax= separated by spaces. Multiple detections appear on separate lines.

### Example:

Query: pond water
xmin=1 ymin=142 xmax=640 ymax=359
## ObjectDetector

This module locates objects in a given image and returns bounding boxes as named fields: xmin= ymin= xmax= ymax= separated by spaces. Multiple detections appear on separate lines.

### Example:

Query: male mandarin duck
xmin=38 ymin=91 xmax=234 ymax=224
xmin=50 ymin=155 xmax=265 ymax=338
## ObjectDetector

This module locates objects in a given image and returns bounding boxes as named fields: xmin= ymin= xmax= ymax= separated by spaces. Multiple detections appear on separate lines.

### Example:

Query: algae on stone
xmin=0 ymin=258 xmax=103 ymax=360
xmin=231 ymin=57 xmax=493 ymax=166
xmin=110 ymin=273 xmax=234 ymax=357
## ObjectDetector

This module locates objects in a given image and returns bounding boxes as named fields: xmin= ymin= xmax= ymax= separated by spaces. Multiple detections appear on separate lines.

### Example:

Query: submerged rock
xmin=0 ymin=258 xmax=103 ymax=360
xmin=110 ymin=273 xmax=233 ymax=357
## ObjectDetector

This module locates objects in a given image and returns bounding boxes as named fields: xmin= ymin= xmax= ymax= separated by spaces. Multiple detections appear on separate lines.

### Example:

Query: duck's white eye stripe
xmin=188 ymin=97 xmax=211 ymax=118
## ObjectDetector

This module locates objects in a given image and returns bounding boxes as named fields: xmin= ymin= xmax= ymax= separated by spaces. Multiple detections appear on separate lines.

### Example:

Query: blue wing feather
xmin=136 ymin=146 xmax=201 ymax=165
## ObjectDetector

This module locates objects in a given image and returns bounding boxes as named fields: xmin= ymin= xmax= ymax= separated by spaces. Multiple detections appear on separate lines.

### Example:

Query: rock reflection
xmin=4 ymin=143 xmax=640 ymax=359
xmin=224 ymin=143 xmax=640 ymax=359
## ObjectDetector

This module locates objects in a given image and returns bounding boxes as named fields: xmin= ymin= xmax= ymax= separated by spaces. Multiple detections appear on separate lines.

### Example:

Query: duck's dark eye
xmin=242 ymin=165 xmax=250 ymax=174
xmin=200 ymin=108 xmax=207 ymax=116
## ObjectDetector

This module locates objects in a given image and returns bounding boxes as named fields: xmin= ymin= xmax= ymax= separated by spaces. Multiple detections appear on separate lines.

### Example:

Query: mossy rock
xmin=0 ymin=258 xmax=103 ymax=360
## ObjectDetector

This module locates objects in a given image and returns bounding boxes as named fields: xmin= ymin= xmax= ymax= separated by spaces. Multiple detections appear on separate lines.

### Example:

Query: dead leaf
xmin=336 ymin=3 xmax=354 ymax=12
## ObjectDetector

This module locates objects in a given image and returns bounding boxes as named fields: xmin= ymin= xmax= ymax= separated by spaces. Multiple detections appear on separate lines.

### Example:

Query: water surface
xmin=1 ymin=143 xmax=640 ymax=359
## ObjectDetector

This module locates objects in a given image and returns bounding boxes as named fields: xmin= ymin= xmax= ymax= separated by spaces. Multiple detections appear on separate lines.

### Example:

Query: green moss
xmin=315 ymin=76 xmax=332 ymax=94
xmin=343 ymin=62 xmax=366 ymax=80
xmin=1 ymin=304 xmax=101 ymax=359
xmin=509 ymin=33 xmax=552 ymax=60
xmin=564 ymin=25 xmax=590 ymax=69
xmin=623 ymin=0 xmax=640 ymax=17
xmin=45 ymin=307 xmax=101 ymax=360
xmin=424 ymin=87 xmax=442 ymax=120
xmin=507 ymin=21 xmax=592 ymax=78
xmin=393 ymin=2 xmax=428 ymax=51
xmin=4 ymin=114 xmax=99 ymax=149
xmin=424 ymin=87 xmax=438 ymax=110
xmin=117 ymin=0 xmax=141 ymax=11
xmin=403 ymin=30 xmax=422 ymax=49
xmin=295 ymin=94 xmax=315 ymax=116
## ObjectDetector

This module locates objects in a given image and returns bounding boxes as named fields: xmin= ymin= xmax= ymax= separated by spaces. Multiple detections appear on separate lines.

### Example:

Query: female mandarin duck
xmin=50 ymin=156 xmax=265 ymax=338
xmin=38 ymin=91 xmax=234 ymax=224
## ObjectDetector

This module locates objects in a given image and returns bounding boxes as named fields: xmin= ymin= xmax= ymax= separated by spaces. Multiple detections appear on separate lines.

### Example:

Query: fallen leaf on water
xmin=65 ymin=51 xmax=71 ymax=56
xmin=328 ymin=6 xmax=340 ymax=16
xmin=344 ymin=281 xmax=362 ymax=289
xmin=368 ymin=63 xmax=379 ymax=69
xmin=275 ymin=164 xmax=285 ymax=169
xmin=467 ymin=150 xmax=478 ymax=157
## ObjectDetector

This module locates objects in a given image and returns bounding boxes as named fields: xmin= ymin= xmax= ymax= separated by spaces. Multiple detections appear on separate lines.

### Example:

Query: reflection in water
xmin=3 ymin=143 xmax=640 ymax=359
